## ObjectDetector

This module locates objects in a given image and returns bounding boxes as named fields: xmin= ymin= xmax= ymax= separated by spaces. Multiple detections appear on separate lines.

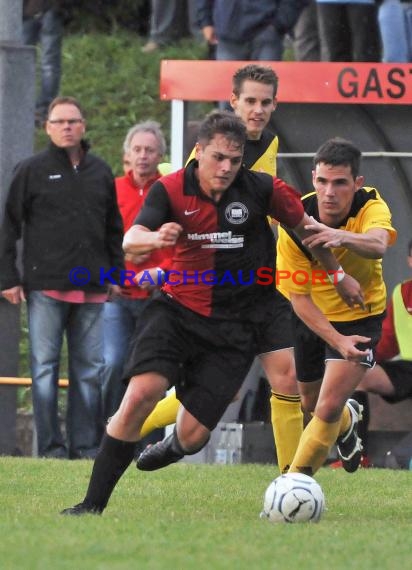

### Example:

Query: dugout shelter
xmin=160 ymin=60 xmax=412 ymax=295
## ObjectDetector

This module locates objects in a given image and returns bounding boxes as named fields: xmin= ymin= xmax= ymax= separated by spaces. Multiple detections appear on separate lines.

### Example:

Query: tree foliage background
xmin=33 ymin=0 xmax=210 ymax=174
xmin=61 ymin=0 xmax=151 ymax=34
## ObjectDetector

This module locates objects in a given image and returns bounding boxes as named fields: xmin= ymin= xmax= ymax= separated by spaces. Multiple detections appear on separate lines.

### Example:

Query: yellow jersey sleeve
xmin=276 ymin=187 xmax=397 ymax=321
xmin=354 ymin=187 xmax=397 ymax=246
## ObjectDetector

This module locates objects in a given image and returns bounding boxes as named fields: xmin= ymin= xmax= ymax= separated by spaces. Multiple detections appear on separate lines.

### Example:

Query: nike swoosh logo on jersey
xmin=184 ymin=209 xmax=200 ymax=215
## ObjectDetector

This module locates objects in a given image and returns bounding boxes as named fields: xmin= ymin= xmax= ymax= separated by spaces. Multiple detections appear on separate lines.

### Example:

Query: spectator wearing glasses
xmin=0 ymin=96 xmax=124 ymax=459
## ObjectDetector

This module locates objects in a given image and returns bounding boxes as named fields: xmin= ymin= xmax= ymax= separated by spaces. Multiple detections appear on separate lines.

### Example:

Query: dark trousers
xmin=317 ymin=3 xmax=381 ymax=62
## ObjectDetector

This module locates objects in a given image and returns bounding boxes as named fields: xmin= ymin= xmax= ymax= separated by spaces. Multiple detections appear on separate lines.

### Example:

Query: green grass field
xmin=0 ymin=459 xmax=410 ymax=570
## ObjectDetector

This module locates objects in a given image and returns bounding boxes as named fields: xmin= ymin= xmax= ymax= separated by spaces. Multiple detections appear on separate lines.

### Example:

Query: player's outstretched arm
xmin=123 ymin=222 xmax=182 ymax=255
xmin=290 ymin=293 xmax=371 ymax=362
xmin=302 ymin=218 xmax=391 ymax=259
xmin=292 ymin=214 xmax=364 ymax=309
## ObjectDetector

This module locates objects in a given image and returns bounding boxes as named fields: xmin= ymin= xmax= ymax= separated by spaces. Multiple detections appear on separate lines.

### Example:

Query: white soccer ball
xmin=261 ymin=473 xmax=325 ymax=523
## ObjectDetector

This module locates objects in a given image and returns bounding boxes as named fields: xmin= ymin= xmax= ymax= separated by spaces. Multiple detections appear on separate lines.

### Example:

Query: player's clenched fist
xmin=156 ymin=222 xmax=182 ymax=248
xmin=123 ymin=222 xmax=183 ymax=255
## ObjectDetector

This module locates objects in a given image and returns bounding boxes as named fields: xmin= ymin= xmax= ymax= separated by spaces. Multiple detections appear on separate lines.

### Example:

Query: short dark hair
xmin=197 ymin=110 xmax=247 ymax=149
xmin=408 ymin=238 xmax=412 ymax=257
xmin=47 ymin=96 xmax=85 ymax=118
xmin=313 ymin=138 xmax=361 ymax=179
xmin=232 ymin=64 xmax=278 ymax=98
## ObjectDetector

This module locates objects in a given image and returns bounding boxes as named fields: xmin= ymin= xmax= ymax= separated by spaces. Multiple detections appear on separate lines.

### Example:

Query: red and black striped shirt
xmin=135 ymin=161 xmax=303 ymax=320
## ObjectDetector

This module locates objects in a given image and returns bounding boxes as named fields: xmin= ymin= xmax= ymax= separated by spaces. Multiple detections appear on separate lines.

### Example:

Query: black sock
xmin=173 ymin=427 xmax=211 ymax=455
xmin=83 ymin=433 xmax=136 ymax=511
xmin=171 ymin=429 xmax=186 ymax=454
xmin=352 ymin=391 xmax=370 ymax=455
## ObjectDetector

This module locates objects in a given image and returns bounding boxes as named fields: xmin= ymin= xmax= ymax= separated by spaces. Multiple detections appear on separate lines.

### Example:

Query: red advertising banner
xmin=160 ymin=60 xmax=412 ymax=104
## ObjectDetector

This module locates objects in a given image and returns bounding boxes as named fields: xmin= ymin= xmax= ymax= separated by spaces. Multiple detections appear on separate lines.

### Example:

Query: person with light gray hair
xmin=102 ymin=120 xmax=172 ymax=424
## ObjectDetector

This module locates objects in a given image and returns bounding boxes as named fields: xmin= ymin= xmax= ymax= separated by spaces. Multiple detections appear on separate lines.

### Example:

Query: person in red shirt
xmin=372 ymin=241 xmax=412 ymax=365
xmin=102 ymin=121 xmax=173 ymax=422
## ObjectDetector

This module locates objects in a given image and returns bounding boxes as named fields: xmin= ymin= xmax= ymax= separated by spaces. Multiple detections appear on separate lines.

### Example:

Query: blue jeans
xmin=102 ymin=296 xmax=150 ymax=422
xmin=23 ymin=8 xmax=63 ymax=114
xmin=27 ymin=292 xmax=104 ymax=458
xmin=379 ymin=0 xmax=412 ymax=62
xmin=216 ymin=24 xmax=284 ymax=61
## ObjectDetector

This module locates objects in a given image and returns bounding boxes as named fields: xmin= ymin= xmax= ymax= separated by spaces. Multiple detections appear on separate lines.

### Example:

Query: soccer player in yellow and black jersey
xmin=186 ymin=65 xmax=279 ymax=175
xmin=276 ymin=137 xmax=397 ymax=475
xmin=139 ymin=64 xmax=303 ymax=473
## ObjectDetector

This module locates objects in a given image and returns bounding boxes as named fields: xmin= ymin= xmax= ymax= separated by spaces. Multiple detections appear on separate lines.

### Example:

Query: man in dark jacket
xmin=0 ymin=96 xmax=124 ymax=459
xmin=196 ymin=0 xmax=307 ymax=61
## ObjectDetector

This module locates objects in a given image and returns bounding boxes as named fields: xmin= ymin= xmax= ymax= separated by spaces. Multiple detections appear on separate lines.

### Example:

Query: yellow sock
xmin=270 ymin=392 xmax=303 ymax=474
xmin=289 ymin=415 xmax=341 ymax=476
xmin=338 ymin=404 xmax=351 ymax=437
xmin=139 ymin=391 xmax=180 ymax=438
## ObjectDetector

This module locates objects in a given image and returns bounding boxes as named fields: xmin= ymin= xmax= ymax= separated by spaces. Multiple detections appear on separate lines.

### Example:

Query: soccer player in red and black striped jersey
xmin=140 ymin=64 xmax=299 ymax=473
xmin=61 ymin=112 xmax=362 ymax=515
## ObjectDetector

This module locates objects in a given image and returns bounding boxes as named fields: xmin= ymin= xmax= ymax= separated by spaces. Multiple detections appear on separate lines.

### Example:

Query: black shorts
xmin=379 ymin=360 xmax=412 ymax=403
xmin=293 ymin=312 xmax=384 ymax=382
xmin=124 ymin=293 xmax=255 ymax=430
xmin=254 ymin=290 xmax=293 ymax=355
